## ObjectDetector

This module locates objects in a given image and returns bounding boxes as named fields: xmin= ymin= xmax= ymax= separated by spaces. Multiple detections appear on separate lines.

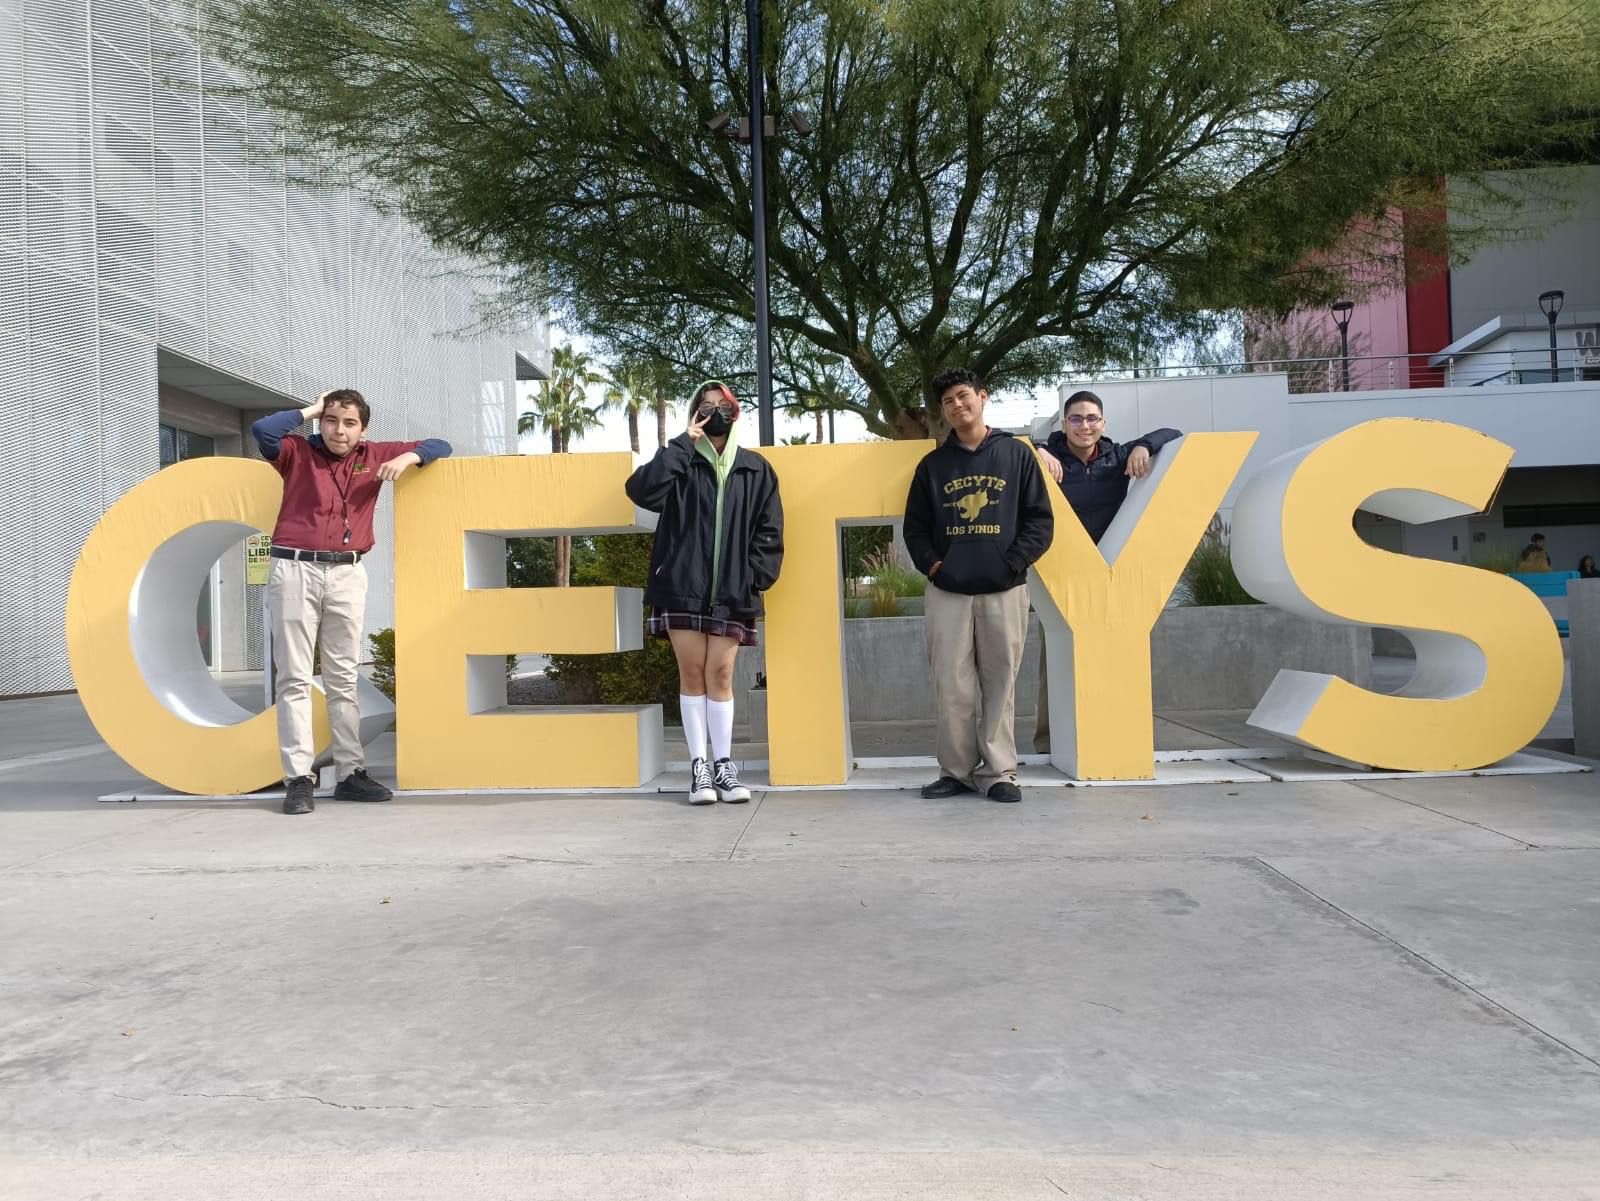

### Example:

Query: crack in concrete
xmin=1250 ymin=856 xmax=1600 ymax=1072
xmin=0 ymin=810 xmax=200 ymax=875
xmin=1345 ymin=781 xmax=1540 ymax=849
xmin=727 ymin=791 xmax=768 ymax=860
xmin=84 ymin=1088 xmax=544 ymax=1112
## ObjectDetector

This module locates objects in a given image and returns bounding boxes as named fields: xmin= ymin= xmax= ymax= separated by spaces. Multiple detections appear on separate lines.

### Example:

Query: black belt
xmin=270 ymin=546 xmax=363 ymax=564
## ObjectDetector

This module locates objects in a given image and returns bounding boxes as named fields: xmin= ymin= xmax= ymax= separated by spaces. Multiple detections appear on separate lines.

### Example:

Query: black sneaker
xmin=282 ymin=775 xmax=316 ymax=815
xmin=713 ymin=758 xmax=751 ymax=803
xmin=986 ymin=781 xmax=1022 ymax=803
xmin=334 ymin=769 xmax=393 ymax=802
xmin=688 ymin=758 xmax=717 ymax=805
xmin=921 ymin=776 xmax=972 ymax=799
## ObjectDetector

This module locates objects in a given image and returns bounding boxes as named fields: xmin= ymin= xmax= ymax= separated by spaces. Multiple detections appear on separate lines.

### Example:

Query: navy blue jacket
xmin=1043 ymin=428 xmax=1181 ymax=543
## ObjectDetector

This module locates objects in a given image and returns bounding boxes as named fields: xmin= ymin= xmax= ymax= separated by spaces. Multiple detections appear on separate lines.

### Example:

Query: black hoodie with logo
xmin=902 ymin=429 xmax=1055 ymax=595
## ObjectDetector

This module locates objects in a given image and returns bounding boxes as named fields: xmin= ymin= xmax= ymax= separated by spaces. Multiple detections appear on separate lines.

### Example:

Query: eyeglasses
xmin=1065 ymin=413 xmax=1103 ymax=427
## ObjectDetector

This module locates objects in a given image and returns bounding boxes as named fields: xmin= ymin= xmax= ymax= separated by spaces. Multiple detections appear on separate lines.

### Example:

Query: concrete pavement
xmin=2 ymin=692 xmax=1599 ymax=1199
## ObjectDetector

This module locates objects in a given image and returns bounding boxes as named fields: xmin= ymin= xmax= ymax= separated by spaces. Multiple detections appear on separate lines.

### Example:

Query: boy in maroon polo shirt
xmin=252 ymin=389 xmax=451 ymax=815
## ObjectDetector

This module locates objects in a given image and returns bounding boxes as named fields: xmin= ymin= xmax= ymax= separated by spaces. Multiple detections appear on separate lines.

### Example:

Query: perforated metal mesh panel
xmin=1 ymin=0 xmax=545 ymax=695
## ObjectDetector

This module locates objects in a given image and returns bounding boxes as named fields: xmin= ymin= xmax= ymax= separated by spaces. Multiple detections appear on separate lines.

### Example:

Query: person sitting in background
xmin=1518 ymin=533 xmax=1552 ymax=572
xmin=1579 ymin=554 xmax=1599 ymax=579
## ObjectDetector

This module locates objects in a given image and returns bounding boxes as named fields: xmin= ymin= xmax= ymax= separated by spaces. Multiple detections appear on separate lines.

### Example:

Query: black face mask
xmin=699 ymin=407 xmax=735 ymax=437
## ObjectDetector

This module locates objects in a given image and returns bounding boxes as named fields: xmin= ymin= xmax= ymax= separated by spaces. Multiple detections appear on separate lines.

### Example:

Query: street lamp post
xmin=1539 ymin=290 xmax=1564 ymax=381
xmin=704 ymin=4 xmax=811 ymax=447
xmin=744 ymin=0 xmax=774 ymax=446
xmin=1331 ymin=300 xmax=1354 ymax=392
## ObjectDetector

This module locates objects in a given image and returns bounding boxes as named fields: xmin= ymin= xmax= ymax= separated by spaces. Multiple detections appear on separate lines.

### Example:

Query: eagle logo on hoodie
xmin=947 ymin=490 xmax=993 ymax=521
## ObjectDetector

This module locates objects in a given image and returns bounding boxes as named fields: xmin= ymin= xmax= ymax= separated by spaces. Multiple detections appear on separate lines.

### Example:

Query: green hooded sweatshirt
xmin=691 ymin=380 xmax=741 ymax=596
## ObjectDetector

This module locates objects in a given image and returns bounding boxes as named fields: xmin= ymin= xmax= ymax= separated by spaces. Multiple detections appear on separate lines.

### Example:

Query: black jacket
xmin=625 ymin=434 xmax=784 ymax=619
xmin=903 ymin=429 xmax=1055 ymax=595
xmin=1043 ymin=428 xmax=1181 ymax=543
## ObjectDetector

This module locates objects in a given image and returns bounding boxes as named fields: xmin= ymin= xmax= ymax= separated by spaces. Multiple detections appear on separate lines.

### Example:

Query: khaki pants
xmin=924 ymin=582 xmax=1030 ymax=793
xmin=268 ymin=558 xmax=368 ymax=781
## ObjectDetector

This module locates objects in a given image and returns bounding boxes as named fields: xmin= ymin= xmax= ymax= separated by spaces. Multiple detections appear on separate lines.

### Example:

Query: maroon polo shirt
xmin=267 ymin=436 xmax=428 ymax=553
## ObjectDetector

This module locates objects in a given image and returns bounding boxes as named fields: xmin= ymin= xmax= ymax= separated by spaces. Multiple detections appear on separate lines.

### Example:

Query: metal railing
xmin=1063 ymin=346 xmax=1600 ymax=393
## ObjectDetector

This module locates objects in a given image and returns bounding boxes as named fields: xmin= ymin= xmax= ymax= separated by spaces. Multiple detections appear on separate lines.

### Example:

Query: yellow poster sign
xmin=244 ymin=533 xmax=272 ymax=585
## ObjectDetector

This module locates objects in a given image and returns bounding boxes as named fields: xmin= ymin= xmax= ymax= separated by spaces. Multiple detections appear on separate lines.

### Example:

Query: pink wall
xmin=1250 ymin=198 xmax=1452 ymax=392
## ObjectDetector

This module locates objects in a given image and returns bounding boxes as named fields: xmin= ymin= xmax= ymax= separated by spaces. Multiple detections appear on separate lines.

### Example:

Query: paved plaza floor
xmin=2 ymin=686 xmax=1598 ymax=1199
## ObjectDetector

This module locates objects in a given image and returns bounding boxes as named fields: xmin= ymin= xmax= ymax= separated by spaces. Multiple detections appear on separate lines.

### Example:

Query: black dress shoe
xmin=282 ymin=775 xmax=316 ymax=815
xmin=921 ymin=775 xmax=972 ymax=798
xmin=986 ymin=781 xmax=1023 ymax=803
xmin=334 ymin=769 xmax=393 ymax=802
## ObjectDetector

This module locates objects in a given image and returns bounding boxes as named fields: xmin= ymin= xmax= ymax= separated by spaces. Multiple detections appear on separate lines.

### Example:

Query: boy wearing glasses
xmin=1032 ymin=389 xmax=1179 ymax=752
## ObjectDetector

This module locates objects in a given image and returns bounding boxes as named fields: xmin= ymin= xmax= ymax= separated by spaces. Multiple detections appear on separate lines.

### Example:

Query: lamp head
xmin=1331 ymin=299 xmax=1354 ymax=330
xmin=1539 ymin=289 xmax=1564 ymax=319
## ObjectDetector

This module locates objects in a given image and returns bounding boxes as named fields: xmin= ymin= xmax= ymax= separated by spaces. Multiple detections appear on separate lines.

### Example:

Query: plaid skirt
xmin=646 ymin=609 xmax=760 ymax=647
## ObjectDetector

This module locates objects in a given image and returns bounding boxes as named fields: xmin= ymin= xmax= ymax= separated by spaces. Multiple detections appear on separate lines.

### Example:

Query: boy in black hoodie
xmin=904 ymin=368 xmax=1054 ymax=802
xmin=1031 ymin=389 xmax=1180 ymax=753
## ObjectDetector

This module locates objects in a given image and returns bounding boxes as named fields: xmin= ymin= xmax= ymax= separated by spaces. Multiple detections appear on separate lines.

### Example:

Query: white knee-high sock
xmin=680 ymin=694 xmax=708 ymax=762
xmin=707 ymin=698 xmax=735 ymax=762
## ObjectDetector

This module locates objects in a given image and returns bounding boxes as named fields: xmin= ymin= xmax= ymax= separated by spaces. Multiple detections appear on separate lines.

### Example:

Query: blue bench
xmin=1510 ymin=571 xmax=1579 ymax=636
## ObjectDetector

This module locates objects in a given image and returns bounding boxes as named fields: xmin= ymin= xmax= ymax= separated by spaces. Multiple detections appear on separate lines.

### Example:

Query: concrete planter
xmin=732 ymin=605 xmax=1372 ymax=719
xmin=746 ymin=686 xmax=768 ymax=740
xmin=1150 ymin=604 xmax=1372 ymax=710
xmin=845 ymin=596 xmax=925 ymax=618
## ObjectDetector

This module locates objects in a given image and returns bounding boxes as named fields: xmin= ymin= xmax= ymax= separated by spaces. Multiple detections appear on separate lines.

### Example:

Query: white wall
xmin=1053 ymin=374 xmax=1600 ymax=489
xmin=0 ymin=1 xmax=542 ymax=694
xmin=1284 ymin=381 xmax=1600 ymax=471
xmin=1050 ymin=374 xmax=1600 ymax=575
xmin=1448 ymin=167 xmax=1600 ymax=338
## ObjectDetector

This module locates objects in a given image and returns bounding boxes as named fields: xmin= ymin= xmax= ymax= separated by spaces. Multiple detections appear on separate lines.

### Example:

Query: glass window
xmin=157 ymin=422 xmax=221 ymax=665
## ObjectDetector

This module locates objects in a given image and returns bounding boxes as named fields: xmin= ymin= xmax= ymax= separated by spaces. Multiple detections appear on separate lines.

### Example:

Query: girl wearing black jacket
xmin=624 ymin=382 xmax=784 ymax=805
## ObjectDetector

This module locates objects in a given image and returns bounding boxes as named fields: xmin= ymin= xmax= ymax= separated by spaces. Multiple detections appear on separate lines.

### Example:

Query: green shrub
xmin=507 ymin=536 xmax=596 ymax=586
xmin=863 ymin=546 xmax=926 ymax=597
xmin=843 ymin=525 xmax=893 ymax=592
xmin=868 ymin=582 xmax=902 ymax=617
xmin=1175 ymin=517 xmax=1260 ymax=606
xmin=369 ymin=627 xmax=397 ymax=700
xmin=546 ymin=533 xmax=685 ymax=722
xmin=369 ymin=628 xmax=512 ymax=704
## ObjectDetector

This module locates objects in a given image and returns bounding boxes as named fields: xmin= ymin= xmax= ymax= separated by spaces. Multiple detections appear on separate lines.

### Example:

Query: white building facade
xmin=1 ymin=0 xmax=547 ymax=696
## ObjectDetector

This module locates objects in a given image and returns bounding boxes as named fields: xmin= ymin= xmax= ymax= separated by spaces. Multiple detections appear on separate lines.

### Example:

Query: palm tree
xmin=517 ymin=343 xmax=606 ymax=583
xmin=602 ymin=361 xmax=656 ymax=454
xmin=519 ymin=379 xmax=565 ymax=455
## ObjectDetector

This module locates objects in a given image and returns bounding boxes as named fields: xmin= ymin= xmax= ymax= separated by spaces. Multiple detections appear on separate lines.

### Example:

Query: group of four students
xmin=251 ymin=371 xmax=1177 ymax=814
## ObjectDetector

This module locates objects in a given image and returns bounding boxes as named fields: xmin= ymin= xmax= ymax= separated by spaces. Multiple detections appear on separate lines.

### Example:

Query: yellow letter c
xmin=65 ymin=457 xmax=329 ymax=794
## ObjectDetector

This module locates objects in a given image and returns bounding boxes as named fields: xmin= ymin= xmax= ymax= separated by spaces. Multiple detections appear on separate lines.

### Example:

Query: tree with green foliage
xmin=545 ymin=534 xmax=685 ymax=720
xmin=519 ymin=343 xmax=606 ymax=454
xmin=209 ymin=0 xmax=1599 ymax=436
xmin=517 ymin=342 xmax=606 ymax=584
xmin=602 ymin=360 xmax=658 ymax=454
